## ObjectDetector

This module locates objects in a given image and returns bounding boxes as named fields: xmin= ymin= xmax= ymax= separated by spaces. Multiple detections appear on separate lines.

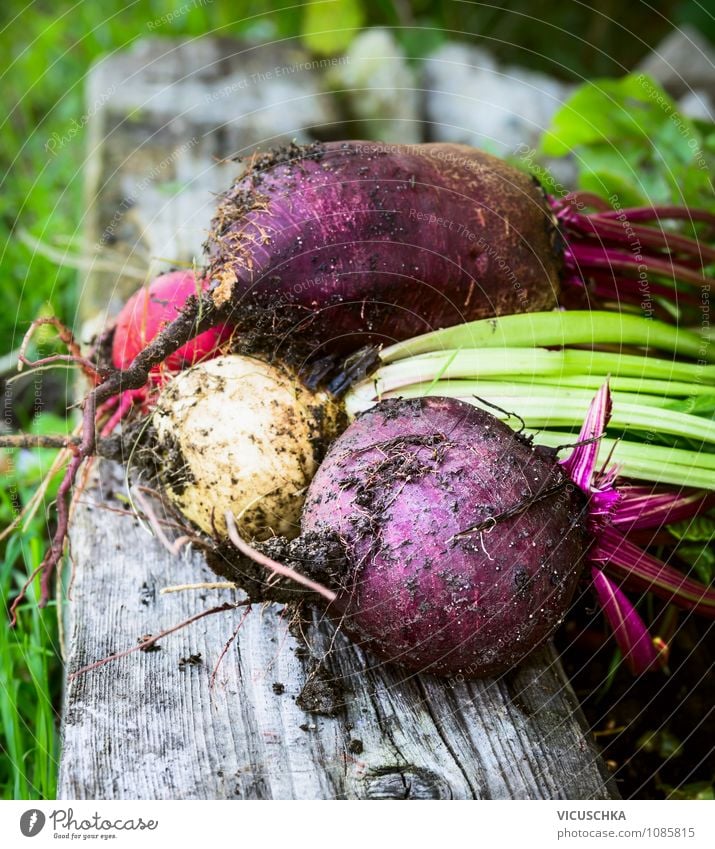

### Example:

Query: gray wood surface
xmin=60 ymin=463 xmax=615 ymax=800
xmin=58 ymin=37 xmax=617 ymax=800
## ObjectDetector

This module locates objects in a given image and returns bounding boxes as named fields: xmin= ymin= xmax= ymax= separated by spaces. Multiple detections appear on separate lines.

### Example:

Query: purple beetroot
xmin=301 ymin=396 xmax=589 ymax=677
xmin=282 ymin=388 xmax=715 ymax=678
xmin=206 ymin=141 xmax=561 ymax=355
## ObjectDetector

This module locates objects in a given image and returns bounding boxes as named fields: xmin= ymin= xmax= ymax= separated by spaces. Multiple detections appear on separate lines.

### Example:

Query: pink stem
xmin=559 ymin=208 xmax=715 ymax=263
xmin=568 ymin=244 xmax=713 ymax=289
xmin=593 ymin=206 xmax=715 ymax=229
xmin=224 ymin=511 xmax=337 ymax=602
xmin=590 ymin=566 xmax=660 ymax=675
xmin=594 ymin=527 xmax=715 ymax=619
xmin=612 ymin=489 xmax=712 ymax=531
xmin=100 ymin=390 xmax=140 ymax=437
xmin=582 ymin=270 xmax=701 ymax=306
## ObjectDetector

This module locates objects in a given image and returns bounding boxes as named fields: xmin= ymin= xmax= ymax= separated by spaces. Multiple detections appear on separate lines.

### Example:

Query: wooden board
xmin=58 ymin=37 xmax=617 ymax=800
xmin=60 ymin=463 xmax=615 ymax=800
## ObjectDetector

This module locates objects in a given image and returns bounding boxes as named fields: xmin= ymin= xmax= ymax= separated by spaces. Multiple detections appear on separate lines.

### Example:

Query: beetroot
xmin=100 ymin=270 xmax=232 ymax=435
xmin=301 ymin=396 xmax=589 ymax=677
xmin=112 ymin=270 xmax=231 ymax=373
xmin=206 ymin=141 xmax=561 ymax=355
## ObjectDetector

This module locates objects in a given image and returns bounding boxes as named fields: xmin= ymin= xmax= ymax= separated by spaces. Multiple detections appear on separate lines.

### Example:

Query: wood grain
xmin=59 ymin=464 xmax=616 ymax=800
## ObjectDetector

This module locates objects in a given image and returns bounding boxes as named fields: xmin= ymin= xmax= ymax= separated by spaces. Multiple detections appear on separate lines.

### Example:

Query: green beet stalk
xmin=374 ymin=348 xmax=714 ymax=384
xmin=348 ymin=310 xmax=715 ymax=490
xmin=353 ymin=349 xmax=715 ymax=416
xmin=503 ymin=374 xmax=715 ymax=397
xmin=386 ymin=381 xmax=671 ymax=408
xmin=381 ymin=311 xmax=713 ymax=363
xmin=531 ymin=432 xmax=715 ymax=490
xmin=371 ymin=382 xmax=715 ymax=444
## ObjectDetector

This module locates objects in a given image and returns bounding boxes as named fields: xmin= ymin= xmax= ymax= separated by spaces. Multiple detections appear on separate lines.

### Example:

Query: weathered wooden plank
xmin=60 ymin=463 xmax=615 ymax=800
xmin=79 ymin=36 xmax=339 ymax=326
xmin=59 ymin=37 xmax=617 ymax=800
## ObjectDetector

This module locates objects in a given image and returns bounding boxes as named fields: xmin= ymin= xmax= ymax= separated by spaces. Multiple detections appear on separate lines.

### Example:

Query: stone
xmin=423 ymin=42 xmax=572 ymax=157
xmin=327 ymin=28 xmax=422 ymax=143
xmin=88 ymin=37 xmax=340 ymax=153
xmin=678 ymin=89 xmax=714 ymax=122
xmin=637 ymin=25 xmax=715 ymax=98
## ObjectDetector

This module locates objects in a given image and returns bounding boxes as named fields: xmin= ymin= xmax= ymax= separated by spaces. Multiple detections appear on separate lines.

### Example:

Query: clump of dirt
xmin=237 ymin=140 xmax=326 ymax=180
xmin=296 ymin=661 xmax=346 ymax=717
xmin=206 ymin=528 xmax=349 ymax=604
xmin=100 ymin=416 xmax=196 ymax=497
xmin=178 ymin=653 xmax=202 ymax=669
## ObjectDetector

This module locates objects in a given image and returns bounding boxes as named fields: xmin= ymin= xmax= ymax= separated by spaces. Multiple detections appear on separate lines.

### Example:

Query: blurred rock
xmin=327 ymin=29 xmax=421 ymax=143
xmin=83 ymin=38 xmax=340 ymax=320
xmin=637 ymin=25 xmax=715 ymax=98
xmin=89 ymin=38 xmax=340 ymax=155
xmin=422 ymin=42 xmax=572 ymax=157
xmin=678 ymin=89 xmax=714 ymax=122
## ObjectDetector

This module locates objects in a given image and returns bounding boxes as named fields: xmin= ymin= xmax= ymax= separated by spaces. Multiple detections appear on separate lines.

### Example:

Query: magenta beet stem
xmin=559 ymin=382 xmax=715 ymax=678
xmin=593 ymin=205 xmax=715 ymax=228
xmin=590 ymin=567 xmax=661 ymax=675
xmin=550 ymin=198 xmax=715 ymax=318
xmin=593 ymin=527 xmax=715 ymax=619
xmin=582 ymin=270 xmax=702 ymax=307
xmin=566 ymin=244 xmax=712 ymax=289
xmin=558 ymin=207 xmax=715 ymax=263
xmin=612 ymin=488 xmax=713 ymax=531
xmin=560 ymin=381 xmax=613 ymax=493
xmin=550 ymin=195 xmax=715 ymax=228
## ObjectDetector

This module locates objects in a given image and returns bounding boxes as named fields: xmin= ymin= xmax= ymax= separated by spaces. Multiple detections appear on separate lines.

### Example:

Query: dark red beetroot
xmin=301 ymin=397 xmax=589 ymax=677
xmin=206 ymin=141 xmax=561 ymax=355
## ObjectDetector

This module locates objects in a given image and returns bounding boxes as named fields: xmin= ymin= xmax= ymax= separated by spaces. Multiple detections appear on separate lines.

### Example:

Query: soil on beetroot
xmin=556 ymin=605 xmax=714 ymax=800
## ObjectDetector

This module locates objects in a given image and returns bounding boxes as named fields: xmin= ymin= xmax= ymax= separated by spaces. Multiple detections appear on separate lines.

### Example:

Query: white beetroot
xmin=150 ymin=354 xmax=342 ymax=540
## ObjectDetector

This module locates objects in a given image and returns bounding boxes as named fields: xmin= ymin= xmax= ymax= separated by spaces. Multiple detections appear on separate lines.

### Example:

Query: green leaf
xmin=302 ymin=0 xmax=364 ymax=55
xmin=677 ymin=544 xmax=715 ymax=585
xmin=541 ymin=75 xmax=666 ymax=157
xmin=670 ymin=515 xmax=715 ymax=543
xmin=637 ymin=728 xmax=684 ymax=759
xmin=670 ymin=511 xmax=715 ymax=584
xmin=539 ymin=73 xmax=715 ymax=212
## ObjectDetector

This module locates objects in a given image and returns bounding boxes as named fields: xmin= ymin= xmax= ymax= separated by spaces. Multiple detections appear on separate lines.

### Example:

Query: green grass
xmin=0 ymin=429 xmax=63 ymax=799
